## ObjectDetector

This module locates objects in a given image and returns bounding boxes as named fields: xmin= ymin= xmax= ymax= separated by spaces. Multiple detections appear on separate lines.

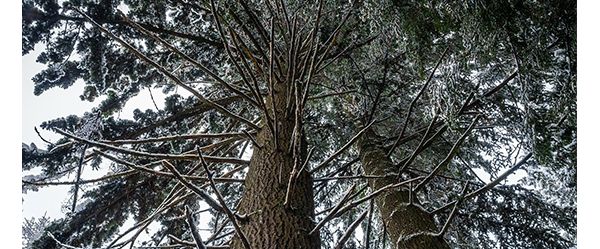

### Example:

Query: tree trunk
xmin=358 ymin=128 xmax=450 ymax=249
xmin=230 ymin=82 xmax=320 ymax=248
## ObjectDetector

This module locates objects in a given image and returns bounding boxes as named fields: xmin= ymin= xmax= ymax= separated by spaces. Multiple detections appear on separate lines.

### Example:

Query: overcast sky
xmin=21 ymin=44 xmax=172 ymax=220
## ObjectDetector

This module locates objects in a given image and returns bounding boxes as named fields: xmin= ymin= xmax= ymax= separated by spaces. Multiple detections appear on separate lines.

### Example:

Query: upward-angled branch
xmin=72 ymin=8 xmax=259 ymax=131
xmin=333 ymin=176 xmax=424 ymax=219
xmin=309 ymin=183 xmax=356 ymax=235
xmin=185 ymin=206 xmax=207 ymax=249
xmin=70 ymin=144 xmax=88 ymax=213
xmin=310 ymin=120 xmax=375 ymax=174
xmin=432 ymin=152 xmax=533 ymax=214
xmin=398 ymin=115 xmax=439 ymax=173
xmin=414 ymin=115 xmax=481 ymax=191
xmin=333 ymin=208 xmax=369 ymax=249
xmin=436 ymin=182 xmax=470 ymax=237
xmin=120 ymin=13 xmax=260 ymax=109
xmin=388 ymin=47 xmax=450 ymax=156
xmin=161 ymin=160 xmax=225 ymax=213
xmin=196 ymin=147 xmax=251 ymax=249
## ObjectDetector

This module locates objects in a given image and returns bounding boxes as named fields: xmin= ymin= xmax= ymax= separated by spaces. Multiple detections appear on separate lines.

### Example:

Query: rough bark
xmin=358 ymin=128 xmax=450 ymax=249
xmin=230 ymin=81 xmax=320 ymax=248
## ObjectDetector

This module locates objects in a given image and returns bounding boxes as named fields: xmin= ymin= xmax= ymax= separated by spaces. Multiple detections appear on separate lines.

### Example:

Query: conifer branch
xmin=162 ymin=160 xmax=225 ymax=213
xmin=54 ymin=128 xmax=250 ymax=165
xmin=72 ymin=8 xmax=259 ymax=130
xmin=120 ymin=12 xmax=260 ymax=109
xmin=431 ymin=152 xmax=533 ymax=215
xmin=102 ymin=132 xmax=250 ymax=145
xmin=414 ymin=115 xmax=481 ymax=191
xmin=387 ymin=47 xmax=450 ymax=156
xmin=310 ymin=120 xmax=375 ymax=173
xmin=310 ymin=183 xmax=357 ymax=235
xmin=185 ymin=205 xmax=207 ymax=249
xmin=436 ymin=182 xmax=470 ymax=237
xmin=197 ymin=147 xmax=252 ymax=249
xmin=333 ymin=208 xmax=369 ymax=249
xmin=23 ymin=169 xmax=136 ymax=186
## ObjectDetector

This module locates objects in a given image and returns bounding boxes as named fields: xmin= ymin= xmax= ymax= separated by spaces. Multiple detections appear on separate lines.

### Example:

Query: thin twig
xmin=398 ymin=115 xmax=440 ymax=173
xmin=54 ymin=128 xmax=250 ymax=165
xmin=161 ymin=160 xmax=225 ymax=213
xmin=365 ymin=199 xmax=374 ymax=249
xmin=308 ymin=89 xmax=357 ymax=100
xmin=71 ymin=144 xmax=88 ymax=213
xmin=431 ymin=152 xmax=533 ymax=215
xmin=148 ymin=88 xmax=160 ymax=111
xmin=414 ymin=115 xmax=481 ymax=191
xmin=185 ymin=205 xmax=207 ymax=249
xmin=436 ymin=182 xmax=470 ymax=237
xmin=333 ymin=208 xmax=369 ymax=249
xmin=310 ymin=120 xmax=375 ymax=173
xmin=387 ymin=47 xmax=450 ymax=156
xmin=197 ymin=147 xmax=252 ymax=249
xmin=34 ymin=127 xmax=52 ymax=144
xmin=310 ymin=183 xmax=357 ymax=235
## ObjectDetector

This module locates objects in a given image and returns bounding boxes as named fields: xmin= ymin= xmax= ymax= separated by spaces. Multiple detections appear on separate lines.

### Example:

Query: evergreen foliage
xmin=23 ymin=0 xmax=576 ymax=248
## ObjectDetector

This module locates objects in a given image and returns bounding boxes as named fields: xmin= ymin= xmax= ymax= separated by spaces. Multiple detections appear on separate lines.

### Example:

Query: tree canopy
xmin=22 ymin=0 xmax=576 ymax=248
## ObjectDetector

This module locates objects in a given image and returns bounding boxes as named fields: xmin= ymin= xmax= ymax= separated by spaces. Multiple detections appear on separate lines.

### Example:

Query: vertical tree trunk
xmin=230 ymin=82 xmax=320 ymax=248
xmin=358 ymin=128 xmax=450 ymax=249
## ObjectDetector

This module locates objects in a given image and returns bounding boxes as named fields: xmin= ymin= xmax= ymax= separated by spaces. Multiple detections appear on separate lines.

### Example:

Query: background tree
xmin=22 ymin=0 xmax=576 ymax=248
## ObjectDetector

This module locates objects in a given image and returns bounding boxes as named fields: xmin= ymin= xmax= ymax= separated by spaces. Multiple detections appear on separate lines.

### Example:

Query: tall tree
xmin=22 ymin=0 xmax=576 ymax=248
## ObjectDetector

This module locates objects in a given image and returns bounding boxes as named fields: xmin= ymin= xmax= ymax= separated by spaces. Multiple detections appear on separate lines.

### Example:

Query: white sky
xmin=21 ymin=44 xmax=171 ymax=221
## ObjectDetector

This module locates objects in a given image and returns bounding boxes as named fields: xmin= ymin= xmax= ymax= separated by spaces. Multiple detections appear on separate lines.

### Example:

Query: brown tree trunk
xmin=230 ymin=81 xmax=320 ymax=248
xmin=358 ymin=128 xmax=450 ymax=249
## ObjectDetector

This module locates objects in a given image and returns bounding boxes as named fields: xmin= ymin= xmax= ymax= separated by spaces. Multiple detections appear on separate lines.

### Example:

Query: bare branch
xmin=23 ymin=169 xmax=136 ymax=186
xmin=387 ymin=47 xmax=450 ymax=156
xmin=333 ymin=208 xmax=369 ymax=249
xmin=185 ymin=206 xmax=207 ymax=249
xmin=54 ymin=128 xmax=250 ymax=165
xmin=71 ymin=144 xmax=88 ymax=213
xmin=34 ymin=127 xmax=52 ymax=144
xmin=414 ymin=115 xmax=481 ymax=191
xmin=308 ymin=89 xmax=357 ymax=100
xmin=102 ymin=132 xmax=250 ymax=145
xmin=72 ymin=8 xmax=259 ymax=130
xmin=310 ymin=183 xmax=357 ymax=235
xmin=162 ymin=160 xmax=225 ymax=213
xmin=197 ymin=147 xmax=252 ymax=249
xmin=397 ymin=116 xmax=441 ymax=172
xmin=436 ymin=182 xmax=470 ymax=237
xmin=333 ymin=177 xmax=424 ymax=219
xmin=242 ymin=130 xmax=262 ymax=149
xmin=310 ymin=120 xmax=375 ymax=173
xmin=431 ymin=152 xmax=533 ymax=215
